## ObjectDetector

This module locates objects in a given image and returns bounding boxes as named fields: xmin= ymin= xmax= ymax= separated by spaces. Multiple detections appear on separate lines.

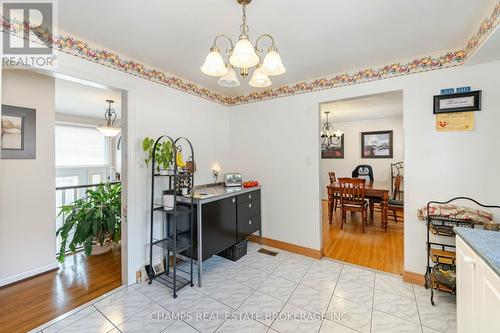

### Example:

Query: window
xmin=55 ymin=124 xmax=108 ymax=167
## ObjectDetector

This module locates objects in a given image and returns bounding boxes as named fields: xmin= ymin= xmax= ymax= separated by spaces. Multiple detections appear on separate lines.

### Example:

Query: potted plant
xmin=56 ymin=182 xmax=121 ymax=263
xmin=143 ymin=137 xmax=173 ymax=174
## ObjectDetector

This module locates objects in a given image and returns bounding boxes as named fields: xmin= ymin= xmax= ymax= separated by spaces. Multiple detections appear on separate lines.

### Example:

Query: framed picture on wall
xmin=433 ymin=91 xmax=481 ymax=114
xmin=321 ymin=134 xmax=344 ymax=159
xmin=361 ymin=130 xmax=393 ymax=159
xmin=1 ymin=105 xmax=36 ymax=159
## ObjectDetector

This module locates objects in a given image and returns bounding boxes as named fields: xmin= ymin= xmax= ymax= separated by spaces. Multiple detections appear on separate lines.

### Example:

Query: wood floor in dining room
xmin=322 ymin=200 xmax=404 ymax=275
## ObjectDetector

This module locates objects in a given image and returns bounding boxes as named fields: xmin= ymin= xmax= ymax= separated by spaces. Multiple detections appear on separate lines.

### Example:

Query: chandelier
xmin=97 ymin=100 xmax=120 ymax=137
xmin=201 ymin=0 xmax=286 ymax=88
xmin=321 ymin=111 xmax=343 ymax=149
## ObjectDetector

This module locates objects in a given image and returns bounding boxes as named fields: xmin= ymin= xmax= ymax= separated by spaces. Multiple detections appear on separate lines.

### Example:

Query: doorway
xmin=0 ymin=69 xmax=129 ymax=333
xmin=319 ymin=91 xmax=405 ymax=275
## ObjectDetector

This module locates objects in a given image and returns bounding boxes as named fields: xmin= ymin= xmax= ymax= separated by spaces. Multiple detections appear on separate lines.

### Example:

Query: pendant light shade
xmin=201 ymin=47 xmax=228 ymax=77
xmin=218 ymin=65 xmax=240 ymax=87
xmin=261 ymin=47 xmax=286 ymax=76
xmin=97 ymin=100 xmax=120 ymax=137
xmin=249 ymin=66 xmax=272 ymax=88
xmin=97 ymin=126 xmax=121 ymax=137
xmin=229 ymin=37 xmax=260 ymax=68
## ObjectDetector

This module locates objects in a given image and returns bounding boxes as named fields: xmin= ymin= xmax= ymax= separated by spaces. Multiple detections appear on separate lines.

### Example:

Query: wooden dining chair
xmin=328 ymin=172 xmax=339 ymax=212
xmin=339 ymin=178 xmax=368 ymax=233
xmin=388 ymin=175 xmax=404 ymax=223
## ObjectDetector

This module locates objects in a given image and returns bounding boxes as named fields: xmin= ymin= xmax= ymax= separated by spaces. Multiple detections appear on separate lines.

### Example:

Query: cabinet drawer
xmin=237 ymin=190 xmax=260 ymax=204
xmin=238 ymin=214 xmax=261 ymax=241
xmin=237 ymin=199 xmax=260 ymax=222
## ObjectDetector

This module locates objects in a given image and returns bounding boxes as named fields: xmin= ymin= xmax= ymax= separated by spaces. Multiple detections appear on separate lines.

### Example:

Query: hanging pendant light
xmin=218 ymin=64 xmax=240 ymax=87
xmin=201 ymin=0 xmax=285 ymax=88
xmin=97 ymin=100 xmax=120 ymax=137
xmin=321 ymin=111 xmax=343 ymax=149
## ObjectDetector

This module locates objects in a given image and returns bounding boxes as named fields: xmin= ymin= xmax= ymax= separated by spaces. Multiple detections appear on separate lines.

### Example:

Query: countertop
xmin=178 ymin=184 xmax=261 ymax=204
xmin=454 ymin=227 xmax=500 ymax=277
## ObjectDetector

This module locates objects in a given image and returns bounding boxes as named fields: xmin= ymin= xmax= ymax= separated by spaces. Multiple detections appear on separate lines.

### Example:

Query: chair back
xmin=339 ymin=178 xmax=366 ymax=205
xmin=393 ymin=175 xmax=402 ymax=200
xmin=352 ymin=165 xmax=374 ymax=182
xmin=328 ymin=171 xmax=337 ymax=184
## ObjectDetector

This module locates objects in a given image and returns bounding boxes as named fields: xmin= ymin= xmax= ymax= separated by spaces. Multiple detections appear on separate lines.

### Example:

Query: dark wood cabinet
xmin=190 ymin=189 xmax=261 ymax=261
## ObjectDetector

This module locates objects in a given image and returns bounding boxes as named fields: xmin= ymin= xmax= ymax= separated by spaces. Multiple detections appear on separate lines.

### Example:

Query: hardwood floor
xmin=322 ymin=200 xmax=404 ymax=275
xmin=0 ymin=248 xmax=121 ymax=333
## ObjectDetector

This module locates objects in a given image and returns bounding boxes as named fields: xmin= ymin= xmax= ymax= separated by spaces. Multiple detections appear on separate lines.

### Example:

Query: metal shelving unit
xmin=424 ymin=197 xmax=500 ymax=305
xmin=147 ymin=135 xmax=195 ymax=298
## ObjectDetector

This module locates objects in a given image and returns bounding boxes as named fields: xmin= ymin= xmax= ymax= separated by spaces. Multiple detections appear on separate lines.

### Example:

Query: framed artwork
xmin=321 ymin=134 xmax=344 ymax=159
xmin=433 ymin=91 xmax=481 ymax=114
xmin=1 ymin=105 xmax=36 ymax=159
xmin=361 ymin=130 xmax=393 ymax=159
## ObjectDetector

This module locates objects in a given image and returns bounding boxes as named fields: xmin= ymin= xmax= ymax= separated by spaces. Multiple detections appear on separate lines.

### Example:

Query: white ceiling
xmin=58 ymin=0 xmax=495 ymax=96
xmin=55 ymin=78 xmax=122 ymax=118
xmin=321 ymin=91 xmax=403 ymax=123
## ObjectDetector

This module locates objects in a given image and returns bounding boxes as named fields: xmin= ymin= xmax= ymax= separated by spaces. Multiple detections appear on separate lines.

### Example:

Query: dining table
xmin=327 ymin=181 xmax=391 ymax=231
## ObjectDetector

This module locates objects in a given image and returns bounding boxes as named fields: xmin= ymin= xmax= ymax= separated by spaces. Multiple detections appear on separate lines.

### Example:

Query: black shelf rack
xmin=424 ymin=197 xmax=500 ymax=305
xmin=148 ymin=135 xmax=195 ymax=298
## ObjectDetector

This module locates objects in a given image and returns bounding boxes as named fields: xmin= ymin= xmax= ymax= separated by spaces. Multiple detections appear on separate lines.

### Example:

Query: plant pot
xmin=162 ymin=192 xmax=175 ymax=210
xmin=91 ymin=241 xmax=113 ymax=256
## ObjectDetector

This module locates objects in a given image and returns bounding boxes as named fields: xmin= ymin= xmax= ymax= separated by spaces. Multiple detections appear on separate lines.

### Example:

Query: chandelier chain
xmin=240 ymin=5 xmax=249 ymax=36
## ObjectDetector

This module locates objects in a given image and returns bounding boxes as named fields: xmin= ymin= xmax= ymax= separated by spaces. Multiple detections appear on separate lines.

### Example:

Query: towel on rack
xmin=417 ymin=204 xmax=493 ymax=224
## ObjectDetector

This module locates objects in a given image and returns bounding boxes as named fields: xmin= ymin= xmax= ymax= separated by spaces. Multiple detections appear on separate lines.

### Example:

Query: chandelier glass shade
xmin=217 ymin=65 xmax=240 ymax=87
xmin=201 ymin=0 xmax=285 ymax=88
xmin=97 ymin=100 xmax=121 ymax=137
xmin=321 ymin=111 xmax=343 ymax=149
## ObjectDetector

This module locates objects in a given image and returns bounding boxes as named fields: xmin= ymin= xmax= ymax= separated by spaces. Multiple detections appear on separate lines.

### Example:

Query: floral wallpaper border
xmin=1 ymin=1 xmax=499 ymax=106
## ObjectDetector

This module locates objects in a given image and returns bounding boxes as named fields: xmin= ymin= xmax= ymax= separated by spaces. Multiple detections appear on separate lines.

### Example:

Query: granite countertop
xmin=178 ymin=184 xmax=261 ymax=204
xmin=454 ymin=227 xmax=500 ymax=277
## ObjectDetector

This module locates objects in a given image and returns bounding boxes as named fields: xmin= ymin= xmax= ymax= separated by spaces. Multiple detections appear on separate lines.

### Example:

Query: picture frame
xmin=321 ymin=134 xmax=344 ymax=159
xmin=433 ymin=91 xmax=481 ymax=114
xmin=361 ymin=130 xmax=393 ymax=159
xmin=1 ymin=104 xmax=36 ymax=159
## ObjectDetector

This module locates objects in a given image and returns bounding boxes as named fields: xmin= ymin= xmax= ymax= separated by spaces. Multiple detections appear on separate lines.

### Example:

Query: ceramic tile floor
xmin=32 ymin=242 xmax=457 ymax=333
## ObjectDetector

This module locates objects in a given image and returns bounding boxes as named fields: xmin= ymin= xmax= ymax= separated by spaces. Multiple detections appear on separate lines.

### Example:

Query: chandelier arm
xmin=213 ymin=34 xmax=234 ymax=54
xmin=254 ymin=34 xmax=276 ymax=53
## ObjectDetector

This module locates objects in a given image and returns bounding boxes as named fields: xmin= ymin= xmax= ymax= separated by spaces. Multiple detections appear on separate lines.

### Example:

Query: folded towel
xmin=417 ymin=204 xmax=493 ymax=224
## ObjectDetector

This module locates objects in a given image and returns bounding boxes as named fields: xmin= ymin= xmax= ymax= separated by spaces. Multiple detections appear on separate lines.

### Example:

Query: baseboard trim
xmin=402 ymin=270 xmax=425 ymax=286
xmin=248 ymin=235 xmax=322 ymax=259
xmin=0 ymin=262 xmax=59 ymax=288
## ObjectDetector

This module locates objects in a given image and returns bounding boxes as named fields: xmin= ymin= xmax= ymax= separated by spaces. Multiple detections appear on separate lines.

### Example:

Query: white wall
xmin=229 ymin=60 xmax=500 ymax=274
xmin=50 ymin=52 xmax=231 ymax=284
xmin=320 ymin=116 xmax=404 ymax=198
xmin=0 ymin=70 xmax=56 ymax=285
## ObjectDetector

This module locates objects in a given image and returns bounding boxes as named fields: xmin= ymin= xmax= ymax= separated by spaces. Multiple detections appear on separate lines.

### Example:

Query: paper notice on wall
xmin=436 ymin=112 xmax=474 ymax=132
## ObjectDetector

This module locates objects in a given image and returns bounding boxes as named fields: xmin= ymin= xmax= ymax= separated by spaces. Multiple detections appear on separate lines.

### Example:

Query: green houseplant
xmin=143 ymin=137 xmax=173 ymax=173
xmin=56 ymin=182 xmax=121 ymax=263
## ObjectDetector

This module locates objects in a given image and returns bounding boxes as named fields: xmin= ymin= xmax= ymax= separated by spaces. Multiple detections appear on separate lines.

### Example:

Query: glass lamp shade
xmin=261 ymin=49 xmax=286 ymax=76
xmin=201 ymin=48 xmax=228 ymax=77
xmin=249 ymin=67 xmax=272 ymax=88
xmin=229 ymin=37 xmax=259 ymax=68
xmin=97 ymin=126 xmax=121 ymax=137
xmin=217 ymin=66 xmax=240 ymax=87
xmin=334 ymin=130 xmax=343 ymax=137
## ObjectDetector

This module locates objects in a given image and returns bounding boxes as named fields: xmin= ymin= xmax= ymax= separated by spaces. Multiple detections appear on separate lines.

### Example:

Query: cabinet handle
xmin=232 ymin=197 xmax=236 ymax=203
xmin=249 ymin=220 xmax=252 ymax=225
xmin=249 ymin=203 xmax=252 ymax=208
xmin=249 ymin=194 xmax=252 ymax=199
xmin=463 ymin=256 xmax=476 ymax=266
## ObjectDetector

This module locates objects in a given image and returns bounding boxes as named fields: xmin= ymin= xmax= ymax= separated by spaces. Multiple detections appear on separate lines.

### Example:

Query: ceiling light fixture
xmin=201 ymin=0 xmax=286 ymax=88
xmin=97 ymin=100 xmax=120 ymax=137
xmin=321 ymin=111 xmax=343 ymax=149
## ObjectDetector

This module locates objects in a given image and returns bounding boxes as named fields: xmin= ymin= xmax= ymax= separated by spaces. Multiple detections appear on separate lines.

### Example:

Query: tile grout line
xmin=370 ymin=272 xmax=376 ymax=333
xmin=318 ymin=263 xmax=344 ymax=333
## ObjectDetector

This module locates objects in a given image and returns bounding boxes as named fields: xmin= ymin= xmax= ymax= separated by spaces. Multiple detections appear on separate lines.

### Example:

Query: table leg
xmin=327 ymin=191 xmax=334 ymax=224
xmin=382 ymin=193 xmax=388 ymax=232
xmin=197 ymin=204 xmax=203 ymax=287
